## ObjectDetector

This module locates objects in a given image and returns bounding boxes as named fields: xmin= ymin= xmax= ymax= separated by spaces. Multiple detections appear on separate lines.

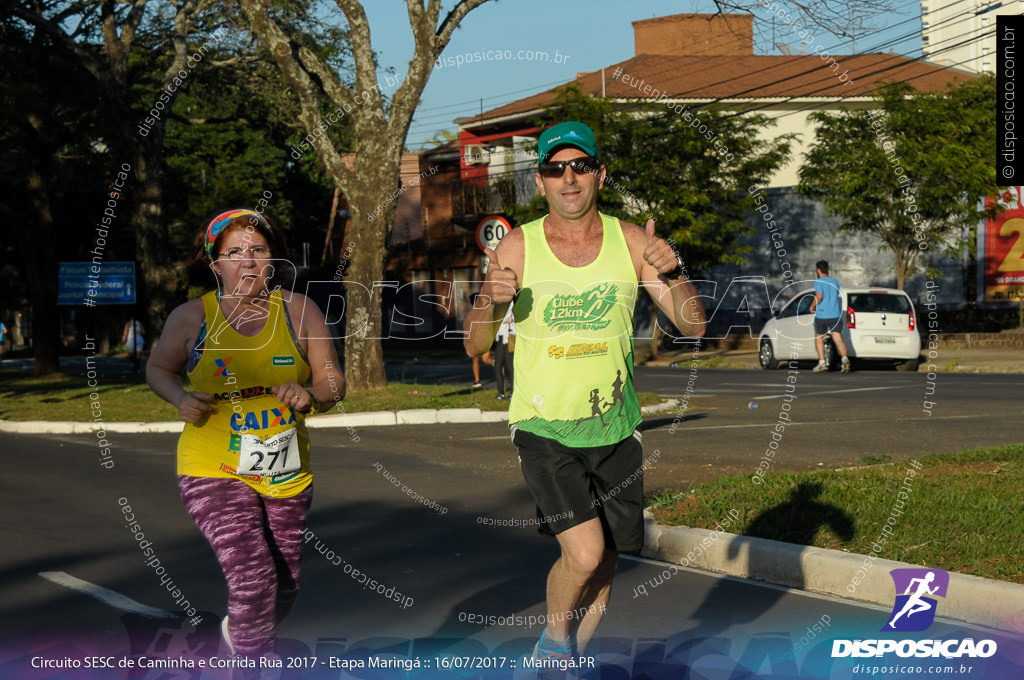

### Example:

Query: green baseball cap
xmin=537 ymin=121 xmax=599 ymax=166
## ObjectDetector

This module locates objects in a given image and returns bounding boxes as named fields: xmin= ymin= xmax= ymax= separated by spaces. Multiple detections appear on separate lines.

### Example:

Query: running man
xmin=809 ymin=260 xmax=851 ymax=373
xmin=888 ymin=571 xmax=939 ymax=627
xmin=464 ymin=121 xmax=706 ymax=660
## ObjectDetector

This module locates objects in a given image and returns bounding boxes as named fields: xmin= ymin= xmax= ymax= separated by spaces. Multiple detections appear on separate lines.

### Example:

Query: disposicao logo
xmin=884 ymin=568 xmax=948 ymax=632
xmin=831 ymin=568 xmax=998 ymax=659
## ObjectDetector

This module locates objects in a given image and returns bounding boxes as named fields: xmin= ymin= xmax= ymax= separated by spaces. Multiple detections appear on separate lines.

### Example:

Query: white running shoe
xmin=221 ymin=616 xmax=235 ymax=654
xmin=812 ymin=362 xmax=828 ymax=372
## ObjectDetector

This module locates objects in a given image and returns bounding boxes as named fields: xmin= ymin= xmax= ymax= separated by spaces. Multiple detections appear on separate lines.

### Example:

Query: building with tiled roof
xmin=456 ymin=13 xmax=976 ymax=188
xmin=382 ymin=13 xmax=978 ymax=340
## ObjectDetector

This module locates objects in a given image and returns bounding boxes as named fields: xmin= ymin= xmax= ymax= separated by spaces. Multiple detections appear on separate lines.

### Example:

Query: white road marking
xmin=752 ymin=385 xmax=914 ymax=400
xmin=39 ymin=571 xmax=172 ymax=619
xmin=646 ymin=413 xmax=984 ymax=432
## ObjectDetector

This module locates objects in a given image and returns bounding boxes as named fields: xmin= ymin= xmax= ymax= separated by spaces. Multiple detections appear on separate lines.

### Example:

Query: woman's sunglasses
xmin=538 ymin=156 xmax=602 ymax=179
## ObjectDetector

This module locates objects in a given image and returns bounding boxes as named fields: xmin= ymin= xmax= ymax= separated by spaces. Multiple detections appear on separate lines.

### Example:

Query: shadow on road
xmin=676 ymin=481 xmax=855 ymax=641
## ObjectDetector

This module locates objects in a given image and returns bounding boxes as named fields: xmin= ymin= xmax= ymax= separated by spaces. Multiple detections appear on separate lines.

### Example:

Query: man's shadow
xmin=739 ymin=481 xmax=854 ymax=546
xmin=674 ymin=481 xmax=855 ymax=642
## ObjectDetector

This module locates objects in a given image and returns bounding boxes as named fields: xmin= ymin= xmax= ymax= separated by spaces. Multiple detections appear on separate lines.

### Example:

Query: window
xmin=847 ymin=293 xmax=912 ymax=314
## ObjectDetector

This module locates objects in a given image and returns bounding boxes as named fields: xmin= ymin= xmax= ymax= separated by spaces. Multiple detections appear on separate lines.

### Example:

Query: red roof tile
xmin=465 ymin=53 xmax=977 ymax=125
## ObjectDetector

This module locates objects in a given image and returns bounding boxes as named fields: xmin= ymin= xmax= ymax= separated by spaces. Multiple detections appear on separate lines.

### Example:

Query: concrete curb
xmin=0 ymin=400 xmax=679 ymax=434
xmin=642 ymin=515 xmax=1024 ymax=632
xmin=0 ymin=420 xmax=186 ymax=434
xmin=0 ymin=408 xmax=513 ymax=434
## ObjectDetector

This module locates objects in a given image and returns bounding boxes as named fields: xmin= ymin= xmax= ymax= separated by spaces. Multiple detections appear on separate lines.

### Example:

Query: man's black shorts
xmin=814 ymin=316 xmax=842 ymax=335
xmin=512 ymin=427 xmax=645 ymax=555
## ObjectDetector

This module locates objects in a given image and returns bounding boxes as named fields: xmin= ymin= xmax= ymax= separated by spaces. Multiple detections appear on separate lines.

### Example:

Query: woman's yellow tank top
xmin=176 ymin=290 xmax=312 ymax=497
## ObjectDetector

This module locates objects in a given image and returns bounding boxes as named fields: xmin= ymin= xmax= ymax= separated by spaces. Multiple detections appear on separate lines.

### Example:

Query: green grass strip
xmin=648 ymin=444 xmax=1024 ymax=583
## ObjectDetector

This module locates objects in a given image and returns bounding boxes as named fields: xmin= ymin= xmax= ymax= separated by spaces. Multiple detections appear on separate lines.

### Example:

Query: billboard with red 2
xmin=980 ymin=186 xmax=1024 ymax=305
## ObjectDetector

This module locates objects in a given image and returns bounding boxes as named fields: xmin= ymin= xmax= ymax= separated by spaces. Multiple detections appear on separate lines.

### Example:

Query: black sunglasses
xmin=539 ymin=157 xmax=602 ymax=178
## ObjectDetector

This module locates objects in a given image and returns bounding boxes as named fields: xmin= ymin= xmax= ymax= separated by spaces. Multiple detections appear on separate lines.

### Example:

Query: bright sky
xmin=360 ymin=0 xmax=924 ymax=149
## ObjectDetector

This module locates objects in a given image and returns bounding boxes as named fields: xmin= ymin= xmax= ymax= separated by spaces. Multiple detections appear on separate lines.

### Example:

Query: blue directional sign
xmin=58 ymin=261 xmax=137 ymax=305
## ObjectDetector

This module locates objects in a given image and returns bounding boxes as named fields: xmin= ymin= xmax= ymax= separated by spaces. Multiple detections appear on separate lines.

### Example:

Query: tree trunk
xmin=24 ymin=170 xmax=61 ymax=376
xmin=341 ymin=156 xmax=399 ymax=392
xmin=131 ymin=142 xmax=177 ymax=336
xmin=894 ymin=245 xmax=919 ymax=290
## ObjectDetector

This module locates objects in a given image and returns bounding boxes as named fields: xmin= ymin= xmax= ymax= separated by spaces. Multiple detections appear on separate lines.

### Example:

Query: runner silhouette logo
xmin=883 ymin=568 xmax=949 ymax=632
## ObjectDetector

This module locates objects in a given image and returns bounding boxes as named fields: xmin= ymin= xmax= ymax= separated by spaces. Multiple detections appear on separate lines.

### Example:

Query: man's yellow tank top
xmin=508 ymin=213 xmax=642 ymax=447
xmin=177 ymin=290 xmax=312 ymax=497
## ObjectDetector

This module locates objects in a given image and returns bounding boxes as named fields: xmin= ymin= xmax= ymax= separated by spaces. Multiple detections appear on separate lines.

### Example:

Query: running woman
xmin=464 ymin=122 xmax=706 ymax=660
xmin=147 ymin=209 xmax=343 ymax=662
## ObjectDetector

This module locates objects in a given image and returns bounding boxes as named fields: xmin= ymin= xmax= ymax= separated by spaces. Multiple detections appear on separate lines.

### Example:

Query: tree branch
xmin=239 ymin=0 xmax=354 ymax=187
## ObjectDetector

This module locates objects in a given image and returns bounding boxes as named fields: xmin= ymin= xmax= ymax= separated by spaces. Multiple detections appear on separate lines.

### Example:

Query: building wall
xmin=391 ymin=153 xmax=424 ymax=244
xmin=704 ymin=189 xmax=965 ymax=337
xmin=633 ymin=14 xmax=754 ymax=57
xmin=753 ymin=99 xmax=871 ymax=188
xmin=921 ymin=0 xmax=1023 ymax=73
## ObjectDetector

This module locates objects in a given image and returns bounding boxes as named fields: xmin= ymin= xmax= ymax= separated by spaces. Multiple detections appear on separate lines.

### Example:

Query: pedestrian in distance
xmin=146 ymin=208 xmax=344 ymax=667
xmin=0 ymin=318 xmax=7 ymax=359
xmin=492 ymin=304 xmax=516 ymax=399
xmin=809 ymin=259 xmax=851 ymax=373
xmin=464 ymin=121 xmax=706 ymax=662
xmin=123 ymin=316 xmax=145 ymax=372
xmin=470 ymin=292 xmax=485 ymax=388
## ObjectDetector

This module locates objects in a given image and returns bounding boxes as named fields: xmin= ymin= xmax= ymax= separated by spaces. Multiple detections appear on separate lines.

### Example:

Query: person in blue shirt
xmin=809 ymin=260 xmax=850 ymax=373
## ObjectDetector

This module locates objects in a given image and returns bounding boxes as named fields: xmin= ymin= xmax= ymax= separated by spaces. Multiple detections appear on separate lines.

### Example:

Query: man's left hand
xmin=642 ymin=219 xmax=682 ymax=277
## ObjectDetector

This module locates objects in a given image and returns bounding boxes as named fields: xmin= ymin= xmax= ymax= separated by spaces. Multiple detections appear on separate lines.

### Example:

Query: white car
xmin=758 ymin=287 xmax=922 ymax=371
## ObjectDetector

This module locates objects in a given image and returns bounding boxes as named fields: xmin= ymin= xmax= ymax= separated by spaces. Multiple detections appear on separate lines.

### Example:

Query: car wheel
xmin=759 ymin=339 xmax=778 ymax=370
xmin=896 ymin=357 xmax=920 ymax=372
xmin=823 ymin=339 xmax=838 ymax=371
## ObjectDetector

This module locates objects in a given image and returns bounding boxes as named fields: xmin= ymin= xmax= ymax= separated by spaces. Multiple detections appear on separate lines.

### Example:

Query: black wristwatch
xmin=664 ymin=247 xmax=687 ymax=280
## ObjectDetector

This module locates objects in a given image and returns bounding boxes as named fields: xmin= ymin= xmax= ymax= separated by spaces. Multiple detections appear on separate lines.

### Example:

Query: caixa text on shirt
xmin=230 ymin=408 xmax=295 ymax=431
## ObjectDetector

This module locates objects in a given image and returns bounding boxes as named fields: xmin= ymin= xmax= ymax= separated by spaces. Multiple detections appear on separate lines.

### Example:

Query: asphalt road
xmin=392 ymin=362 xmax=1024 ymax=487
xmin=4 ymin=383 xmax=1024 ymax=679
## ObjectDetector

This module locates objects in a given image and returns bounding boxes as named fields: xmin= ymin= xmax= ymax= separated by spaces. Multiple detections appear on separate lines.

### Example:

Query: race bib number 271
xmin=238 ymin=428 xmax=301 ymax=477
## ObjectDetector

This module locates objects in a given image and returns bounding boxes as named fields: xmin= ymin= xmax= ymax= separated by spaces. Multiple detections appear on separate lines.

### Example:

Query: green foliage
xmin=532 ymin=84 xmax=794 ymax=275
xmin=798 ymin=77 xmax=1000 ymax=288
xmin=156 ymin=12 xmax=353 ymax=275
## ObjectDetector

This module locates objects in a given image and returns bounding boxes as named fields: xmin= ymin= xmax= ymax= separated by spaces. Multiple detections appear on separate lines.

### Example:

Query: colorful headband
xmin=205 ymin=209 xmax=273 ymax=258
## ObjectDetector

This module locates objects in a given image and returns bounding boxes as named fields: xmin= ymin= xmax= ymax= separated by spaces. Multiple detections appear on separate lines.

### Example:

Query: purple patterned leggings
xmin=178 ymin=475 xmax=313 ymax=656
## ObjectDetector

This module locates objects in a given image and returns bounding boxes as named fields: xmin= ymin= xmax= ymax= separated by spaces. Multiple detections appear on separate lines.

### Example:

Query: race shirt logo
xmin=230 ymin=408 xmax=295 ymax=432
xmin=547 ymin=343 xmax=609 ymax=359
xmin=566 ymin=342 xmax=609 ymax=358
xmin=272 ymin=356 xmax=295 ymax=366
xmin=213 ymin=385 xmax=274 ymax=401
xmin=213 ymin=357 xmax=233 ymax=377
xmin=543 ymin=283 xmax=619 ymax=332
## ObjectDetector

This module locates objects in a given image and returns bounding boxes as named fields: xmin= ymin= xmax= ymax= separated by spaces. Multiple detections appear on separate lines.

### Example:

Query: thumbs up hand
xmin=480 ymin=247 xmax=519 ymax=305
xmin=642 ymin=218 xmax=684 ymax=279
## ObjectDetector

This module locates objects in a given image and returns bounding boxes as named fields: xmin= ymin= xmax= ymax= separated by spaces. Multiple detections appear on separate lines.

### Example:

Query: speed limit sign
xmin=476 ymin=215 xmax=512 ymax=252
